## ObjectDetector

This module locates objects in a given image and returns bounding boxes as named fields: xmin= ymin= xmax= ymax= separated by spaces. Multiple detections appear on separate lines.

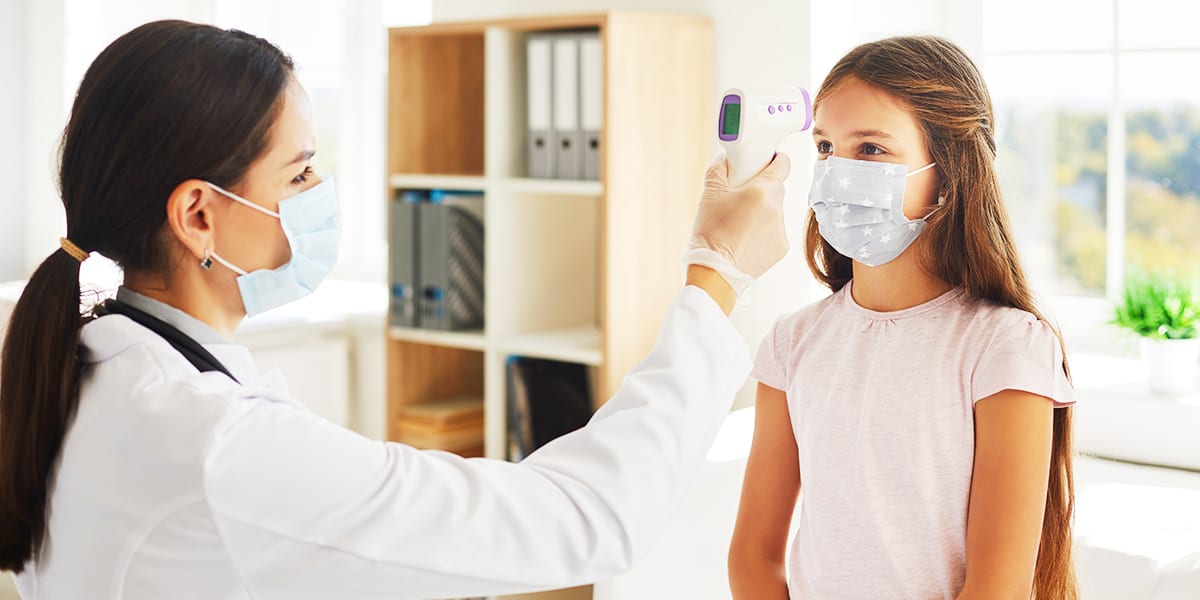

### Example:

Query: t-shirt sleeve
xmin=972 ymin=317 xmax=1075 ymax=407
xmin=751 ymin=317 xmax=788 ymax=391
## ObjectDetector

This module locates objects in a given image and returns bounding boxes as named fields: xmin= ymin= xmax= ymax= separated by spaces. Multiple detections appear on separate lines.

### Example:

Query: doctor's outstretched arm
xmin=201 ymin=155 xmax=791 ymax=599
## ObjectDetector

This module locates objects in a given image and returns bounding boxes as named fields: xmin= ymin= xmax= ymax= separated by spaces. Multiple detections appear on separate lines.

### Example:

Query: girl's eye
xmin=292 ymin=165 xmax=314 ymax=185
xmin=861 ymin=143 xmax=885 ymax=156
xmin=816 ymin=140 xmax=832 ymax=154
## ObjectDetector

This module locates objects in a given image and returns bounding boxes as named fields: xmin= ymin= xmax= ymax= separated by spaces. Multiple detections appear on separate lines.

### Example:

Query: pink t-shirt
xmin=752 ymin=282 xmax=1074 ymax=599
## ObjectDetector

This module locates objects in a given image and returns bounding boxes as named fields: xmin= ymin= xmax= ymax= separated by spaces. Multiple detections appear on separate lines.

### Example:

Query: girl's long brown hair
xmin=806 ymin=36 xmax=1077 ymax=599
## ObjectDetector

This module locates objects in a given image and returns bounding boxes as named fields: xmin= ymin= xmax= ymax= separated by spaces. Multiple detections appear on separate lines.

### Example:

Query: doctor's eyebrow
xmin=283 ymin=149 xmax=315 ymax=167
xmin=812 ymin=128 xmax=897 ymax=141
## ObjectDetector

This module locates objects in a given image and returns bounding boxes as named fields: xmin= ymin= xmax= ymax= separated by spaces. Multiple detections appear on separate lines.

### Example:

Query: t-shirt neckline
xmin=842 ymin=280 xmax=966 ymax=321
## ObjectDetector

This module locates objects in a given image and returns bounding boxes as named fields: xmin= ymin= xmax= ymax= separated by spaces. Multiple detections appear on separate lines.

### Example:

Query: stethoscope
xmin=96 ymin=300 xmax=240 ymax=384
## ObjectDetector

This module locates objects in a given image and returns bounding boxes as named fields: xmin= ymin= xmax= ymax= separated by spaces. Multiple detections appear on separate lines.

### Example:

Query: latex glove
xmin=683 ymin=153 xmax=791 ymax=300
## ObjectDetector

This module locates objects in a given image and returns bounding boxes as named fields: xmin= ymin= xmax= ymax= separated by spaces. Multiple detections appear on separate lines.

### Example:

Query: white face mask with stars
xmin=808 ymin=156 xmax=939 ymax=266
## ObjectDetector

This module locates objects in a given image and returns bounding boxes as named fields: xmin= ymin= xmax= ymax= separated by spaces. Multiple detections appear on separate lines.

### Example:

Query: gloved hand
xmin=683 ymin=153 xmax=791 ymax=299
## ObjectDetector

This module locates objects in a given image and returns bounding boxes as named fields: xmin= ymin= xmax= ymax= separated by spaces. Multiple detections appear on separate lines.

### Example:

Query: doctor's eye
xmin=816 ymin=140 xmax=833 ymax=154
xmin=292 ymin=165 xmax=314 ymax=185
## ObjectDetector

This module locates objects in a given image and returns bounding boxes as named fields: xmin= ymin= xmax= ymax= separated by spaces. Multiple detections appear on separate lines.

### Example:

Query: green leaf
xmin=1112 ymin=270 xmax=1200 ymax=340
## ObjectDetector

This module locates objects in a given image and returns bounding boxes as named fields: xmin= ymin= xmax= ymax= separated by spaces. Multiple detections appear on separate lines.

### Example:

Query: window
xmin=983 ymin=0 xmax=1200 ymax=299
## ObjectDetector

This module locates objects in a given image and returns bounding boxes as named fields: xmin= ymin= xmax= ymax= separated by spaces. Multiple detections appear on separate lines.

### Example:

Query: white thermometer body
xmin=718 ymin=87 xmax=813 ymax=187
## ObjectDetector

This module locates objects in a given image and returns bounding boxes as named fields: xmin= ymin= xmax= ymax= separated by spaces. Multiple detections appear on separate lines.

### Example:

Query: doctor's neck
xmin=124 ymin=267 xmax=244 ymax=340
xmin=849 ymin=241 xmax=952 ymax=313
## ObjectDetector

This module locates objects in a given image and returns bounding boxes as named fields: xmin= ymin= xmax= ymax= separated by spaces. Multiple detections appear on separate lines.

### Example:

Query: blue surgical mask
xmin=808 ymin=156 xmax=938 ymax=267
xmin=204 ymin=178 xmax=340 ymax=316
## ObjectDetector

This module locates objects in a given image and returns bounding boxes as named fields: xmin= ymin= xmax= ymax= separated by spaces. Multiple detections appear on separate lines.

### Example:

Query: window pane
xmin=987 ymin=54 xmax=1112 ymax=295
xmin=1122 ymin=52 xmax=1200 ymax=278
xmin=983 ymin=0 xmax=1114 ymax=53
xmin=1118 ymin=0 xmax=1200 ymax=49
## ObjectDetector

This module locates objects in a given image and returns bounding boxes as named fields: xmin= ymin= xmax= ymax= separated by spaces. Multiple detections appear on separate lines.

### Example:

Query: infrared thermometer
xmin=718 ymin=87 xmax=814 ymax=187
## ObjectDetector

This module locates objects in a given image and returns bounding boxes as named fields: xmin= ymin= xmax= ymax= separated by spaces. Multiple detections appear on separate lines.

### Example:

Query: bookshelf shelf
xmin=495 ymin=327 xmax=603 ymax=367
xmin=495 ymin=178 xmax=603 ymax=197
xmin=387 ymin=327 xmax=488 ymax=352
xmin=388 ymin=174 xmax=487 ymax=191
xmin=385 ymin=327 xmax=602 ymax=366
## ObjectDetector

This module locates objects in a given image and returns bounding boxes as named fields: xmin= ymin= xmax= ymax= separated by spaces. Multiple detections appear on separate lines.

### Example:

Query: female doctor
xmin=0 ymin=20 xmax=790 ymax=599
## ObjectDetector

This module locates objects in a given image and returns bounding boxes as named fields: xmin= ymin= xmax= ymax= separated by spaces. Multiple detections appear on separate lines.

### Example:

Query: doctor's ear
xmin=165 ymin=179 xmax=217 ymax=264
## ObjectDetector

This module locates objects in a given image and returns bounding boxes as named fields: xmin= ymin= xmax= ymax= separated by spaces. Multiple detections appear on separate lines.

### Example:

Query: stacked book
xmin=395 ymin=396 xmax=485 ymax=458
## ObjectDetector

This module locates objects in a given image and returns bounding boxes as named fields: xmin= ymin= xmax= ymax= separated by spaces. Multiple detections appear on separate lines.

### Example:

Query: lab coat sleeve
xmin=202 ymin=286 xmax=751 ymax=599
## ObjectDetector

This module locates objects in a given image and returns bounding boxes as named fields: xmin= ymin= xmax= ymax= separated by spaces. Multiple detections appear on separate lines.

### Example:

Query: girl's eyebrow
xmin=812 ymin=128 xmax=897 ymax=141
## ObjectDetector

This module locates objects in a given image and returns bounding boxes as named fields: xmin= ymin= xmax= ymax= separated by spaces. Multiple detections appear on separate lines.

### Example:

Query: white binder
xmin=579 ymin=32 xmax=602 ymax=181
xmin=552 ymin=34 xmax=583 ymax=180
xmin=526 ymin=34 xmax=555 ymax=179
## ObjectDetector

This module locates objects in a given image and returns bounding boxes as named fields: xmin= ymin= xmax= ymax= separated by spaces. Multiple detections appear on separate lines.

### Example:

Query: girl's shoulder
xmin=776 ymin=287 xmax=844 ymax=326
xmin=962 ymin=297 xmax=1061 ymax=355
xmin=752 ymin=292 xmax=845 ymax=387
xmin=763 ymin=288 xmax=847 ymax=350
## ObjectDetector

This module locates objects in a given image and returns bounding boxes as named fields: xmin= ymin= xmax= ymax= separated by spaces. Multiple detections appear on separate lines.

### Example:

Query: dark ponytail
xmin=0 ymin=251 xmax=85 ymax=568
xmin=0 ymin=20 xmax=293 ymax=572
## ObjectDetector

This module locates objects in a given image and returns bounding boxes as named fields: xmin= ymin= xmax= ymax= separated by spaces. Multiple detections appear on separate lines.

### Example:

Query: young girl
xmin=729 ymin=36 xmax=1077 ymax=599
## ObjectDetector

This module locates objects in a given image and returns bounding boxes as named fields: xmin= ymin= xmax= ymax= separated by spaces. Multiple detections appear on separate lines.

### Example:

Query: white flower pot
xmin=1140 ymin=337 xmax=1200 ymax=395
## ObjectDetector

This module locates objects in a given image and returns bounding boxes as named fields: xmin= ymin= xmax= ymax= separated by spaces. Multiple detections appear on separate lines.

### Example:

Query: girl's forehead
xmin=815 ymin=79 xmax=922 ymax=139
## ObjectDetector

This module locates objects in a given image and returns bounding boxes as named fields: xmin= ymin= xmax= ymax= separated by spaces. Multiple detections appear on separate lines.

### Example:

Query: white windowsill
xmin=1072 ymin=353 xmax=1200 ymax=472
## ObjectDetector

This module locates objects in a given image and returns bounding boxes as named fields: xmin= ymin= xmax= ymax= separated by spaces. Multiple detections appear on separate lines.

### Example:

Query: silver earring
xmin=200 ymin=251 xmax=213 ymax=270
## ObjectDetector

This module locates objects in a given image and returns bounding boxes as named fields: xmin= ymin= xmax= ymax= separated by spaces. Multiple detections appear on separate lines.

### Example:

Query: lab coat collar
xmin=79 ymin=315 xmax=288 ymax=395
xmin=202 ymin=344 xmax=290 ymax=394
xmin=115 ymin=287 xmax=225 ymax=346
xmin=202 ymin=344 xmax=268 ymax=388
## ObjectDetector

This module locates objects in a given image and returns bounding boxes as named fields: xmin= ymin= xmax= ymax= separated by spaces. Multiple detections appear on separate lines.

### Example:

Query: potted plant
xmin=1113 ymin=271 xmax=1200 ymax=395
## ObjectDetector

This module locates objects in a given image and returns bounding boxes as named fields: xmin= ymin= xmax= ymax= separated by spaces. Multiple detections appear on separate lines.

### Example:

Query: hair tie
xmin=59 ymin=237 xmax=90 ymax=263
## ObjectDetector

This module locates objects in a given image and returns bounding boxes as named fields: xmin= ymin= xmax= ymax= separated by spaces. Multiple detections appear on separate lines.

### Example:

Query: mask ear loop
xmin=205 ymin=181 xmax=282 ymax=219
xmin=208 ymin=251 xmax=249 ymax=276
xmin=919 ymin=193 xmax=948 ymax=222
xmin=906 ymin=162 xmax=937 ymax=178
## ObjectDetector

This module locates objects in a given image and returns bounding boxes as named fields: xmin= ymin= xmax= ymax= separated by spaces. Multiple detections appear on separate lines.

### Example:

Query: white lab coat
xmin=13 ymin=287 xmax=750 ymax=599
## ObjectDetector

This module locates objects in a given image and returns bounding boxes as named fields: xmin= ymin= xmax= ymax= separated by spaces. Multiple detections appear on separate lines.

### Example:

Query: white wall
xmin=0 ymin=0 xmax=28 ymax=281
xmin=20 ymin=0 xmax=66 ymax=279
xmin=811 ymin=0 xmax=983 ymax=75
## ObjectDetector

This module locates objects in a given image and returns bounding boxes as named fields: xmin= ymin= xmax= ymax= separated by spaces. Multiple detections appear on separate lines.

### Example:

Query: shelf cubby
xmin=387 ymin=31 xmax=485 ymax=176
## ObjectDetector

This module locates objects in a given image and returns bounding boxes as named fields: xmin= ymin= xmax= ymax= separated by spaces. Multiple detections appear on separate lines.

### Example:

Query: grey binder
xmin=420 ymin=191 xmax=485 ymax=331
xmin=526 ymin=34 xmax=556 ymax=178
xmin=388 ymin=191 xmax=422 ymax=328
xmin=579 ymin=32 xmax=602 ymax=180
xmin=552 ymin=34 xmax=584 ymax=179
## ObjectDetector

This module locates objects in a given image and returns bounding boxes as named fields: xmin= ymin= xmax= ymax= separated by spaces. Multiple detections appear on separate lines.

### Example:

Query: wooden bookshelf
xmin=385 ymin=13 xmax=713 ymax=599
